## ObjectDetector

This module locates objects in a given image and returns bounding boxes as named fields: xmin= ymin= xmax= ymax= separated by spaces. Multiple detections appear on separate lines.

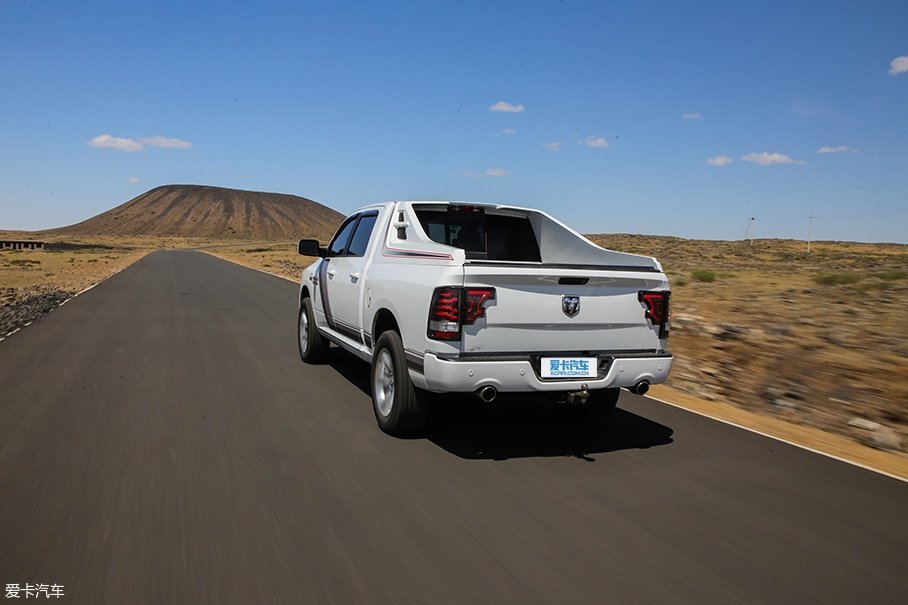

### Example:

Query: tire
xmin=371 ymin=331 xmax=427 ymax=436
xmin=298 ymin=298 xmax=329 ymax=363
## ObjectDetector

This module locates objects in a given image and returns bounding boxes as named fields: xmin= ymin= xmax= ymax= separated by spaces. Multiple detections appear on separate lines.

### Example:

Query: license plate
xmin=541 ymin=357 xmax=597 ymax=379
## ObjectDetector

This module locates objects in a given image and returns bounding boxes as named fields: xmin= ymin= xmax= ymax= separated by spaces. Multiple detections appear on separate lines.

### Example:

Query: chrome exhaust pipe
xmin=476 ymin=386 xmax=497 ymax=403
xmin=629 ymin=381 xmax=650 ymax=396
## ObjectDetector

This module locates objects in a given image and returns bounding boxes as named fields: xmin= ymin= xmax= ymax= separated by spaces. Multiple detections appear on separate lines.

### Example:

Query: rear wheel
xmin=371 ymin=331 xmax=427 ymax=436
xmin=298 ymin=298 xmax=329 ymax=363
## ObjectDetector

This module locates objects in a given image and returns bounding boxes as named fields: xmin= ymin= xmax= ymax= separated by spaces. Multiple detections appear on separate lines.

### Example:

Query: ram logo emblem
xmin=562 ymin=295 xmax=580 ymax=318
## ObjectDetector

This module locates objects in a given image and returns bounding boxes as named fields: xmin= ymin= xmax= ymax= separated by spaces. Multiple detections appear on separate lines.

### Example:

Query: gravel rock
xmin=848 ymin=417 xmax=904 ymax=452
xmin=715 ymin=323 xmax=748 ymax=341
xmin=773 ymin=398 xmax=800 ymax=410
xmin=0 ymin=287 xmax=73 ymax=337
xmin=765 ymin=323 xmax=794 ymax=338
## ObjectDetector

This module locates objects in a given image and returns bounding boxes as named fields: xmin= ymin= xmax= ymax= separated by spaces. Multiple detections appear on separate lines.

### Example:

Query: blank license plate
xmin=541 ymin=357 xmax=597 ymax=379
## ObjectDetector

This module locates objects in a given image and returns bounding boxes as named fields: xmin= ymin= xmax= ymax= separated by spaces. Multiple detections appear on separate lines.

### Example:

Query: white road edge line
xmin=0 ymin=254 xmax=146 ymax=344
xmin=199 ymin=251 xmax=299 ymax=284
xmin=646 ymin=394 xmax=908 ymax=484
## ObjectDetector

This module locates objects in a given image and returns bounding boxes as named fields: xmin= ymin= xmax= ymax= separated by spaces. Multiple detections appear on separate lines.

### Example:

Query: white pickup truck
xmin=297 ymin=201 xmax=672 ymax=435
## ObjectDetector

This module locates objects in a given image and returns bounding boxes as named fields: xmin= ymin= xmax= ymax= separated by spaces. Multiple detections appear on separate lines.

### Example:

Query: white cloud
xmin=484 ymin=167 xmax=511 ymax=177
xmin=489 ymin=101 xmax=525 ymax=113
xmin=127 ymin=177 xmax=141 ymax=184
xmin=89 ymin=134 xmax=143 ymax=152
xmin=543 ymin=141 xmax=564 ymax=151
xmin=707 ymin=155 xmax=733 ymax=166
xmin=140 ymin=136 xmax=192 ymax=149
xmin=579 ymin=136 xmax=609 ymax=148
xmin=500 ymin=128 xmax=517 ymax=135
xmin=889 ymin=56 xmax=908 ymax=75
xmin=682 ymin=112 xmax=703 ymax=120
xmin=817 ymin=145 xmax=855 ymax=154
xmin=89 ymin=133 xmax=192 ymax=152
xmin=741 ymin=152 xmax=806 ymax=166
xmin=464 ymin=167 xmax=512 ymax=178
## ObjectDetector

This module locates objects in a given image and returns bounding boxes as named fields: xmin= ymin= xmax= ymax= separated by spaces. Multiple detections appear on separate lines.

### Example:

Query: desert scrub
xmin=875 ymin=270 xmax=907 ymax=281
xmin=691 ymin=270 xmax=716 ymax=282
xmin=10 ymin=259 xmax=41 ymax=266
xmin=815 ymin=273 xmax=860 ymax=286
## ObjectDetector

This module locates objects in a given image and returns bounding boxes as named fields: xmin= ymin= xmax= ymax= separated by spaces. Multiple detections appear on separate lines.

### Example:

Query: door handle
xmin=350 ymin=272 xmax=361 ymax=282
xmin=327 ymin=269 xmax=337 ymax=278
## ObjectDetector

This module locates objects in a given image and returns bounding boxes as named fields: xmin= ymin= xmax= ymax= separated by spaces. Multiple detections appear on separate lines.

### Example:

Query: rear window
xmin=415 ymin=207 xmax=541 ymax=262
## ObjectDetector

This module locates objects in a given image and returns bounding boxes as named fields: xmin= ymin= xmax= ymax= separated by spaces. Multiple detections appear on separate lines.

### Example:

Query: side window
xmin=327 ymin=215 xmax=358 ymax=256
xmin=346 ymin=212 xmax=378 ymax=257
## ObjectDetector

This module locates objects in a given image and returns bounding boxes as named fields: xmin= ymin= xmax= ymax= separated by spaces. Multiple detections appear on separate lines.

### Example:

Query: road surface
xmin=1 ymin=250 xmax=906 ymax=604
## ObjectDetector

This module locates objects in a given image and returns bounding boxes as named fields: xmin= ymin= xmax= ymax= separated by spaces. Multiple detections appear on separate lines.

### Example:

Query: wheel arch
xmin=371 ymin=308 xmax=400 ymax=343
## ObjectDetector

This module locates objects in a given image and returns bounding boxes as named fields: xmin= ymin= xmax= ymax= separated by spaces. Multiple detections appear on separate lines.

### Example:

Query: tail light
xmin=639 ymin=291 xmax=670 ymax=338
xmin=428 ymin=288 xmax=461 ymax=340
xmin=428 ymin=286 xmax=496 ymax=340
xmin=463 ymin=288 xmax=495 ymax=323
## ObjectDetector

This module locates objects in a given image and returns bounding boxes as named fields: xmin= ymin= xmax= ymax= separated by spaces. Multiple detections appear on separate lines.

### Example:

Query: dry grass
xmin=201 ymin=241 xmax=309 ymax=281
xmin=0 ymin=235 xmax=151 ymax=292
xmin=0 ymin=234 xmax=294 ymax=292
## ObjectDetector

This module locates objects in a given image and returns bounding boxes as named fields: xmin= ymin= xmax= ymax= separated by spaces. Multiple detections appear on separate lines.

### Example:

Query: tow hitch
xmin=564 ymin=384 xmax=590 ymax=405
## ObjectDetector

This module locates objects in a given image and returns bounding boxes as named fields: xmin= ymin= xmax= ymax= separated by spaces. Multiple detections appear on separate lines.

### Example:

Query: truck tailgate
xmin=461 ymin=264 xmax=668 ymax=354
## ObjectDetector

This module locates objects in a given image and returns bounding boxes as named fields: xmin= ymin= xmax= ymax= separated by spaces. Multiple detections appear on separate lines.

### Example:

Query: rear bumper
xmin=418 ymin=352 xmax=672 ymax=393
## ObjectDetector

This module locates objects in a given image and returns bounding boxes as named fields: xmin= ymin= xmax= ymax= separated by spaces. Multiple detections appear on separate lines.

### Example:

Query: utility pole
xmin=807 ymin=215 xmax=815 ymax=253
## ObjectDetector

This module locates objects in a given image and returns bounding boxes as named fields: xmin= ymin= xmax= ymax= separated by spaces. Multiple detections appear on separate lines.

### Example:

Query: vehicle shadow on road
xmin=327 ymin=349 xmax=674 ymax=461
xmin=426 ymin=395 xmax=674 ymax=461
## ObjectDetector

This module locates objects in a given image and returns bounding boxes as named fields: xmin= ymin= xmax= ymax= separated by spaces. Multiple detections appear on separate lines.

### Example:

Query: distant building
xmin=0 ymin=240 xmax=44 ymax=250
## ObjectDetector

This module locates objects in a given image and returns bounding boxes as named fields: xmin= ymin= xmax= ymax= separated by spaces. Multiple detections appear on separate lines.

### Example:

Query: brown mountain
xmin=47 ymin=184 xmax=344 ymax=241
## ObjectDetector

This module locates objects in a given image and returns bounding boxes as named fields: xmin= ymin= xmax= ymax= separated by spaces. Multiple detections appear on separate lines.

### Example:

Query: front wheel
xmin=371 ymin=331 xmax=427 ymax=436
xmin=298 ymin=298 xmax=329 ymax=363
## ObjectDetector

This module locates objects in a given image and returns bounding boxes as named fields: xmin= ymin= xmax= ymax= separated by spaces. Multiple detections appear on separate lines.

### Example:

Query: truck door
xmin=321 ymin=211 xmax=378 ymax=343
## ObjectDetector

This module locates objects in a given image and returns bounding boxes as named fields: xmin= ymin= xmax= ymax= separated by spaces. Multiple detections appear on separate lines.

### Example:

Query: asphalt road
xmin=1 ymin=250 xmax=906 ymax=604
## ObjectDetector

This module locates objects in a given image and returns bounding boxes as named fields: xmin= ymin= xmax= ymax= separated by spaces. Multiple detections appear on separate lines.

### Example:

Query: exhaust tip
xmin=629 ymin=381 xmax=650 ymax=396
xmin=476 ymin=386 xmax=497 ymax=403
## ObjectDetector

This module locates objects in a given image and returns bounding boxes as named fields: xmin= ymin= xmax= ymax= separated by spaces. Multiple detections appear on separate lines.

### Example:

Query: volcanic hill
xmin=46 ymin=185 xmax=344 ymax=241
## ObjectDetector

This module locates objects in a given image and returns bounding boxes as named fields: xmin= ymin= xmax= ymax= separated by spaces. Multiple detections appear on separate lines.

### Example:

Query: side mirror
xmin=297 ymin=239 xmax=324 ymax=257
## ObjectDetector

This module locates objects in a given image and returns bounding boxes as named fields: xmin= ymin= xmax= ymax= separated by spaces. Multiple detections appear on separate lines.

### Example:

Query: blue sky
xmin=2 ymin=0 xmax=906 ymax=242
